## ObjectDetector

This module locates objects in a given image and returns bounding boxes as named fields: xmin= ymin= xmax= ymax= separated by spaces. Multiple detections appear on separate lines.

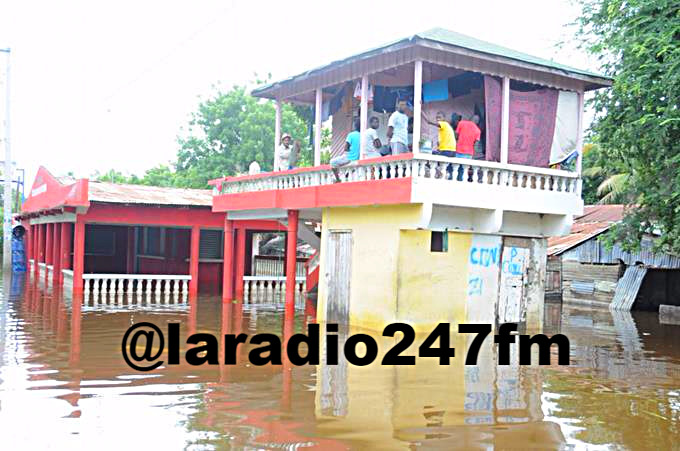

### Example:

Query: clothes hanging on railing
xmin=484 ymin=75 xmax=559 ymax=167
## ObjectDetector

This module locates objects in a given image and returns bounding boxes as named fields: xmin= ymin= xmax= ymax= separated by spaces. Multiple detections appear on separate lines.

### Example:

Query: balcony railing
xmin=214 ymin=154 xmax=580 ymax=197
xmin=82 ymin=274 xmax=191 ymax=296
xmin=243 ymin=275 xmax=306 ymax=307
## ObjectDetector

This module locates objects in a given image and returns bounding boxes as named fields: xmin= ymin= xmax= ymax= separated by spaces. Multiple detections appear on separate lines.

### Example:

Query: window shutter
xmin=200 ymin=230 xmax=223 ymax=259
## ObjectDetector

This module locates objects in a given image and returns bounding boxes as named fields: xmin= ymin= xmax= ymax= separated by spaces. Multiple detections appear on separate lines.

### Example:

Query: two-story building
xmin=210 ymin=28 xmax=612 ymax=331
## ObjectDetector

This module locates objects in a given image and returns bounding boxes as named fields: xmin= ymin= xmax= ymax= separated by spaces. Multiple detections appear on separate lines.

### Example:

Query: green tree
xmin=581 ymin=142 xmax=631 ymax=204
xmin=575 ymin=0 xmax=680 ymax=252
xmin=175 ymin=85 xmax=310 ymax=188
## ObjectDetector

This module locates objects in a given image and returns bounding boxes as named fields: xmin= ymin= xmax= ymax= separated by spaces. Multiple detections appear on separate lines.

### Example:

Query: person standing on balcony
xmin=455 ymin=115 xmax=481 ymax=159
xmin=278 ymin=134 xmax=300 ymax=170
xmin=363 ymin=116 xmax=383 ymax=159
xmin=331 ymin=118 xmax=361 ymax=181
xmin=423 ymin=111 xmax=456 ymax=157
xmin=387 ymin=99 xmax=410 ymax=154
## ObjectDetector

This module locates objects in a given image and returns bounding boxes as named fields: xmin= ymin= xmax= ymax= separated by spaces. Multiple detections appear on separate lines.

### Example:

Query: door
xmin=325 ymin=231 xmax=352 ymax=324
xmin=498 ymin=245 xmax=529 ymax=324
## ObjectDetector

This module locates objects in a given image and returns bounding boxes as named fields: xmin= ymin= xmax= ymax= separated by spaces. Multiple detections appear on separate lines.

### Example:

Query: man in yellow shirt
xmin=423 ymin=111 xmax=457 ymax=179
xmin=424 ymin=111 xmax=457 ymax=157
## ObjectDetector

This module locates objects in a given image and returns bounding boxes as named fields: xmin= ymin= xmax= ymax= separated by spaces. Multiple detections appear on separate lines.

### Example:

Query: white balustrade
xmin=82 ymin=274 xmax=191 ymax=298
xmin=217 ymin=155 xmax=580 ymax=199
xmin=242 ymin=276 xmax=306 ymax=307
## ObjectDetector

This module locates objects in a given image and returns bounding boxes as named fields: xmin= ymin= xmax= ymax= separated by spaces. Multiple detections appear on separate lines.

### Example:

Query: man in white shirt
xmin=386 ymin=99 xmax=410 ymax=154
xmin=363 ymin=116 xmax=383 ymax=159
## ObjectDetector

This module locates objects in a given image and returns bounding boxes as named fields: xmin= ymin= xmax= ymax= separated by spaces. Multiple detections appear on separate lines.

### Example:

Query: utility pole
xmin=1 ymin=48 xmax=11 ymax=269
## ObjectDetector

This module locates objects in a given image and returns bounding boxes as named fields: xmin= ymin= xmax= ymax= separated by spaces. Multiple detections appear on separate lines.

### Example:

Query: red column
xmin=222 ymin=219 xmax=234 ymax=301
xmin=234 ymin=227 xmax=247 ymax=300
xmin=72 ymin=218 xmax=86 ymax=294
xmin=25 ymin=224 xmax=32 ymax=262
xmin=60 ymin=222 xmax=72 ymax=278
xmin=52 ymin=223 xmax=62 ymax=285
xmin=45 ymin=223 xmax=54 ymax=266
xmin=189 ymin=226 xmax=200 ymax=297
xmin=285 ymin=210 xmax=299 ymax=310
xmin=35 ymin=224 xmax=44 ymax=277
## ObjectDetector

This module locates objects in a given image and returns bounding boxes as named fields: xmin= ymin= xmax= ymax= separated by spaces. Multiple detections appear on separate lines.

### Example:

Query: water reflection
xmin=0 ymin=276 xmax=678 ymax=449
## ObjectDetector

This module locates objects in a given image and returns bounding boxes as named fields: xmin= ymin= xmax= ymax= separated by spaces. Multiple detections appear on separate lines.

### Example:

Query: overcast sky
xmin=0 ymin=0 xmax=597 ymax=190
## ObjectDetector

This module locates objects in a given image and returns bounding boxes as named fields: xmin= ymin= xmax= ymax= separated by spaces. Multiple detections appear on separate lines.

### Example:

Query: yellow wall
xmin=318 ymin=204 xmax=425 ymax=331
xmin=396 ymin=230 xmax=471 ymax=331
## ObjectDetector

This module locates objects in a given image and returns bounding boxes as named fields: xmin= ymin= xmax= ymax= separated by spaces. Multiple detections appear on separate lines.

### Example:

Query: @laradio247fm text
xmin=121 ymin=322 xmax=570 ymax=371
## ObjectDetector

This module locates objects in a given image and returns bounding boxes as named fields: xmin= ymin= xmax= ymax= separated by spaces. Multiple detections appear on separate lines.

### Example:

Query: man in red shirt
xmin=455 ymin=114 xmax=481 ymax=158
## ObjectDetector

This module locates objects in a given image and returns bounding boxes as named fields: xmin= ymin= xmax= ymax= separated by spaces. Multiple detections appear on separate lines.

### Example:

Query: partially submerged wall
xmin=318 ymin=204 xmax=547 ymax=331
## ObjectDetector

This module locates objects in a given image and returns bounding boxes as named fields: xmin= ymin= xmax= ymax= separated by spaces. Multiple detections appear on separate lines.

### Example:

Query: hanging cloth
xmin=423 ymin=79 xmax=449 ymax=103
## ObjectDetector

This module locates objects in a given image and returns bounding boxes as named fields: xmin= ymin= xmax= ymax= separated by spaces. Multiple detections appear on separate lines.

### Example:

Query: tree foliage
xmin=174 ymin=85 xmax=310 ymax=188
xmin=95 ymin=83 xmax=312 ymax=189
xmin=575 ymin=0 xmax=680 ymax=252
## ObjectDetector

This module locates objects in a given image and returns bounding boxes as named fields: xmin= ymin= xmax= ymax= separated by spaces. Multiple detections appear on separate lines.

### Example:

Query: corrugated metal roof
xmin=252 ymin=27 xmax=611 ymax=97
xmin=610 ymin=266 xmax=647 ymax=311
xmin=547 ymin=205 xmax=624 ymax=256
xmin=88 ymin=181 xmax=212 ymax=207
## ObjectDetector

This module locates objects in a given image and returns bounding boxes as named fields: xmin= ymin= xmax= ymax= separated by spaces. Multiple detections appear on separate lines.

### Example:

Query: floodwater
xmin=1 ymin=273 xmax=678 ymax=450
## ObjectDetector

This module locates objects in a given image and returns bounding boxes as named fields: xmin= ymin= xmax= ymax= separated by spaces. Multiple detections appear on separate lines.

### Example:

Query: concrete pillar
xmin=45 ymin=223 xmax=53 ymax=266
xmin=500 ymin=76 xmax=510 ymax=164
xmin=285 ymin=210 xmax=299 ymax=309
xmin=52 ymin=223 xmax=61 ymax=285
xmin=222 ymin=219 xmax=234 ymax=301
xmin=189 ymin=226 xmax=200 ymax=297
xmin=314 ymin=88 xmax=322 ymax=166
xmin=413 ymin=60 xmax=423 ymax=154
xmin=234 ymin=227 xmax=247 ymax=300
xmin=60 ymin=222 xmax=72 ymax=283
xmin=126 ymin=227 xmax=135 ymax=274
xmin=72 ymin=219 xmax=85 ymax=294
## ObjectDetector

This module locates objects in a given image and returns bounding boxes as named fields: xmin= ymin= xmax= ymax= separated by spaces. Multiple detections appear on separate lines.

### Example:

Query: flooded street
xmin=1 ymin=274 xmax=678 ymax=450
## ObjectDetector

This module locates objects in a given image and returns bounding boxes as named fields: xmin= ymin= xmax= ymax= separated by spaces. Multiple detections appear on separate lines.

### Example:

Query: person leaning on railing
xmin=423 ymin=110 xmax=457 ymax=179
xmin=278 ymin=133 xmax=300 ymax=170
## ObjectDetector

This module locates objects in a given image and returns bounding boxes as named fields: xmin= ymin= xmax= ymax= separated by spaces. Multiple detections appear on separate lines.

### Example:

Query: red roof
xmin=547 ymin=204 xmax=624 ymax=256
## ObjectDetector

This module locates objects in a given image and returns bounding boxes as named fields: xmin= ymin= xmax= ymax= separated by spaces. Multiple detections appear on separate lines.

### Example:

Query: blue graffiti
xmin=502 ymin=247 xmax=525 ymax=275
xmin=469 ymin=246 xmax=500 ymax=267
xmin=468 ymin=276 xmax=483 ymax=296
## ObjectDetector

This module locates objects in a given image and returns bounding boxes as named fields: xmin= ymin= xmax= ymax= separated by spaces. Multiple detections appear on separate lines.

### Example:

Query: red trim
xmin=22 ymin=166 xmax=89 ymax=214
xmin=213 ymin=177 xmax=413 ymax=212
xmin=222 ymin=219 xmax=234 ymax=301
xmin=189 ymin=226 xmax=200 ymax=297
xmin=285 ymin=210 xmax=299 ymax=309
xmin=82 ymin=203 xmax=224 ymax=227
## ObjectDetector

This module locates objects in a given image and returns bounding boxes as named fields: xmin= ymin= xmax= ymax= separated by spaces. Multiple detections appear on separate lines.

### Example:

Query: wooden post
xmin=234 ymin=227 xmax=247 ymax=300
xmin=72 ymin=218 xmax=85 ymax=294
xmin=413 ymin=60 xmax=423 ymax=154
xmin=285 ymin=210 xmax=299 ymax=310
xmin=52 ymin=222 xmax=61 ymax=285
xmin=60 ymin=222 xmax=72 ymax=283
xmin=360 ymin=75 xmax=368 ymax=158
xmin=314 ymin=88 xmax=322 ymax=166
xmin=274 ymin=100 xmax=281 ymax=171
xmin=189 ymin=226 xmax=200 ymax=297
xmin=500 ymin=76 xmax=510 ymax=164
xmin=45 ymin=223 xmax=53 ymax=266
xmin=222 ymin=219 xmax=234 ymax=301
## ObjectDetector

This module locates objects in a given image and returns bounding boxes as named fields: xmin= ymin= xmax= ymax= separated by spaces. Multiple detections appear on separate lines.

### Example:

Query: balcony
xmin=211 ymin=154 xmax=581 ymax=237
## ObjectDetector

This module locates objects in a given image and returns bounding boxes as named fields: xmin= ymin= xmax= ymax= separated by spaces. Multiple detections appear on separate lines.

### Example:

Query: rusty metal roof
xmin=88 ymin=181 xmax=213 ymax=207
xmin=547 ymin=205 xmax=624 ymax=256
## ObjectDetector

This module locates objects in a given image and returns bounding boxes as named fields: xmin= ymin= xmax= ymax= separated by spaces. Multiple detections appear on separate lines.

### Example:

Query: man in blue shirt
xmin=331 ymin=118 xmax=361 ymax=181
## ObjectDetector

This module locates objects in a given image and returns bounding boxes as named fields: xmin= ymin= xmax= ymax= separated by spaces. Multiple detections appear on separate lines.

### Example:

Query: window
xmin=430 ymin=231 xmax=448 ymax=252
xmin=141 ymin=227 xmax=165 ymax=257
xmin=199 ymin=229 xmax=223 ymax=260
xmin=85 ymin=227 xmax=116 ymax=256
